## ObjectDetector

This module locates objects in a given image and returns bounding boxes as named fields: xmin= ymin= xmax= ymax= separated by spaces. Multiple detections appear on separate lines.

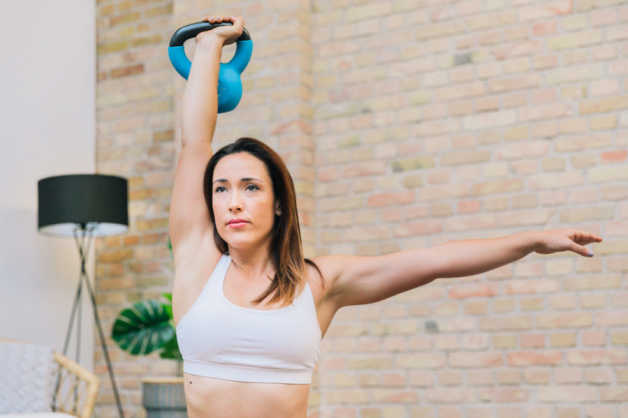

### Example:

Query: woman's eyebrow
xmin=213 ymin=177 xmax=263 ymax=184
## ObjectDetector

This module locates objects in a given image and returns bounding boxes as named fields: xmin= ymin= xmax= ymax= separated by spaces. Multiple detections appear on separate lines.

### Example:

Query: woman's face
xmin=212 ymin=152 xmax=279 ymax=250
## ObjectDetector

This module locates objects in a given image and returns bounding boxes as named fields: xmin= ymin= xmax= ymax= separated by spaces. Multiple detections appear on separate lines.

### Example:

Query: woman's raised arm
xmin=181 ymin=16 xmax=244 ymax=146
xmin=169 ymin=16 xmax=244 ymax=259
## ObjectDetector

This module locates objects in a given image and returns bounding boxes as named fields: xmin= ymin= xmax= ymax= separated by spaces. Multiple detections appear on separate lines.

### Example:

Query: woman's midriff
xmin=183 ymin=372 xmax=311 ymax=418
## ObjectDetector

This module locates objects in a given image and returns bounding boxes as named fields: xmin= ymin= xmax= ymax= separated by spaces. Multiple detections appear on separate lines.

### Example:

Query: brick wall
xmin=95 ymin=0 xmax=627 ymax=417
xmin=95 ymin=0 xmax=176 ymax=416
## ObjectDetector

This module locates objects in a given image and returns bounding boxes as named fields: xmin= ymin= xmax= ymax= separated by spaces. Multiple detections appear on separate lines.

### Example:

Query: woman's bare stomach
xmin=183 ymin=372 xmax=311 ymax=418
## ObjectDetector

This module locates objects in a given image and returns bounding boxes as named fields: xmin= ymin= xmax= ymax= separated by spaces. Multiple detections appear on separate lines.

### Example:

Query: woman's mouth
xmin=228 ymin=220 xmax=249 ymax=228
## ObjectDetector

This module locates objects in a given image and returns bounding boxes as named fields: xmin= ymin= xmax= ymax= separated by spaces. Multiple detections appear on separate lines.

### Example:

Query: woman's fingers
xmin=195 ymin=15 xmax=243 ymax=46
xmin=204 ymin=15 xmax=233 ymax=23
xmin=570 ymin=230 xmax=603 ymax=244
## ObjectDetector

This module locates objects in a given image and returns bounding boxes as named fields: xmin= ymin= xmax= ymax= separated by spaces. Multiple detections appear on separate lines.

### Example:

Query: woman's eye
xmin=214 ymin=184 xmax=258 ymax=192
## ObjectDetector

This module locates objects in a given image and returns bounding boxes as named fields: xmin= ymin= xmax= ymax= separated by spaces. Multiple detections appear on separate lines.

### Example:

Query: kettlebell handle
xmin=168 ymin=21 xmax=251 ymax=47
xmin=168 ymin=21 xmax=252 ymax=78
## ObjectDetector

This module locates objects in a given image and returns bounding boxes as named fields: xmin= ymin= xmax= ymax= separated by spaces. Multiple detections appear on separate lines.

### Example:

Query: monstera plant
xmin=110 ymin=238 xmax=183 ymax=375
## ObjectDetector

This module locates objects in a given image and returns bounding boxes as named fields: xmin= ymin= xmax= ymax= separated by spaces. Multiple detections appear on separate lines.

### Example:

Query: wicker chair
xmin=0 ymin=338 xmax=99 ymax=418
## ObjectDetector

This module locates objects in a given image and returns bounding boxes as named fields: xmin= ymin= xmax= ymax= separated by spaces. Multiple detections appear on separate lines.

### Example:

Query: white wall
xmin=0 ymin=0 xmax=96 ymax=372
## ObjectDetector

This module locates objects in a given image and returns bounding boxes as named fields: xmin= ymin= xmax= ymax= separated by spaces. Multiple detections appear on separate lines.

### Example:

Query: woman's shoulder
xmin=304 ymin=254 xmax=349 ymax=304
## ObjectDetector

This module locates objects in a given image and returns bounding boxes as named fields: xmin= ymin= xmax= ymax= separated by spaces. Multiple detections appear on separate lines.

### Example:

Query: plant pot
xmin=141 ymin=377 xmax=187 ymax=417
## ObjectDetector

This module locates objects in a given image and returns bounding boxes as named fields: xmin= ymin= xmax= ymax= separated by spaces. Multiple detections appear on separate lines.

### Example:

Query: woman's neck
xmin=228 ymin=244 xmax=275 ymax=282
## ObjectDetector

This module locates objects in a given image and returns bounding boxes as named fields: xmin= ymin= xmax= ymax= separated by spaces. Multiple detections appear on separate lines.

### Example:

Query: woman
xmin=170 ymin=15 xmax=603 ymax=418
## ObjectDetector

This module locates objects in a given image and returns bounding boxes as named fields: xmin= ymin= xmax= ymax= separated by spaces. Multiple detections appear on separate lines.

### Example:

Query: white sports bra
xmin=175 ymin=254 xmax=322 ymax=384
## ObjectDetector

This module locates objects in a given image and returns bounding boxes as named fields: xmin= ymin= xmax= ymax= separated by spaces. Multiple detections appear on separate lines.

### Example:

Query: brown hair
xmin=203 ymin=137 xmax=323 ymax=306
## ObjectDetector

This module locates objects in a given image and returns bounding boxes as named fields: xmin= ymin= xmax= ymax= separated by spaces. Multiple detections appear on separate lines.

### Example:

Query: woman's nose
xmin=229 ymin=192 xmax=243 ymax=211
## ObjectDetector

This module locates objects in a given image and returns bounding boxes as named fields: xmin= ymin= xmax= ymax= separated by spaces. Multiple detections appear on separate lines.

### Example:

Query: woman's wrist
xmin=515 ymin=230 xmax=541 ymax=254
xmin=196 ymin=32 xmax=225 ymax=49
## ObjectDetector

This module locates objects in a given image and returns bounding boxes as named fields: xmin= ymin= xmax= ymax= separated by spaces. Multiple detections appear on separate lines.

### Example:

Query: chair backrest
xmin=51 ymin=351 xmax=100 ymax=417
xmin=0 ymin=338 xmax=99 ymax=418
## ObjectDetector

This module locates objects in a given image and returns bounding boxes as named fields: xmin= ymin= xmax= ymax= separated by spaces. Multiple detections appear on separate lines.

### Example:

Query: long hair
xmin=203 ymin=137 xmax=323 ymax=306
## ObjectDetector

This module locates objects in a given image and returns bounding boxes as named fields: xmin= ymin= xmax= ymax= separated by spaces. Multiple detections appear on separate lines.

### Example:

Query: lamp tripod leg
xmin=51 ymin=270 xmax=83 ymax=411
xmin=62 ymin=229 xmax=126 ymax=418
xmin=81 ymin=260 xmax=126 ymax=418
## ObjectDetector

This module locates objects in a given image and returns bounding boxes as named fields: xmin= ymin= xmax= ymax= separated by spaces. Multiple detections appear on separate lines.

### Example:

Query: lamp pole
xmin=53 ymin=224 xmax=125 ymax=418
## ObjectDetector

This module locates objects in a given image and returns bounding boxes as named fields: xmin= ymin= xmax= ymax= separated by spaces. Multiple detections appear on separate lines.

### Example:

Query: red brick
xmin=476 ymin=388 xmax=528 ymax=402
xmin=448 ymin=352 xmax=503 ymax=368
xmin=566 ymin=350 xmax=628 ymax=365
xmin=537 ymin=386 xmax=597 ymax=402
xmin=448 ymin=283 xmax=498 ymax=299
xmin=519 ymin=1 xmax=572 ymax=20
xmin=110 ymin=64 xmax=144 ymax=78
xmin=367 ymin=191 xmax=414 ymax=207
xmin=555 ymin=367 xmax=582 ymax=384
xmin=601 ymin=150 xmax=627 ymax=162
xmin=600 ymin=387 xmax=628 ymax=402
xmin=596 ymin=311 xmax=628 ymax=326
xmin=507 ymin=351 xmax=562 ymax=366
xmin=582 ymin=330 xmax=606 ymax=346
xmin=532 ymin=21 xmax=558 ymax=36
xmin=504 ymin=279 xmax=559 ymax=294
xmin=425 ymin=388 xmax=473 ymax=403
xmin=520 ymin=334 xmax=545 ymax=348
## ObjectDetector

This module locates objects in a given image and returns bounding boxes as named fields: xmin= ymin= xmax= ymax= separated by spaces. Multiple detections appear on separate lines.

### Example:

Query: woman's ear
xmin=275 ymin=201 xmax=281 ymax=216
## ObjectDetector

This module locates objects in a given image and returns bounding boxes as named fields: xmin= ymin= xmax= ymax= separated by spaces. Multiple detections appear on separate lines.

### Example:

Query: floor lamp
xmin=37 ymin=174 xmax=128 ymax=418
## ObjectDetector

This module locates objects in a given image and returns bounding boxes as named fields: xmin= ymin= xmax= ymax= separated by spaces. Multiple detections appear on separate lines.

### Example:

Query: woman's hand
xmin=532 ymin=229 xmax=603 ymax=257
xmin=197 ymin=15 xmax=244 ymax=46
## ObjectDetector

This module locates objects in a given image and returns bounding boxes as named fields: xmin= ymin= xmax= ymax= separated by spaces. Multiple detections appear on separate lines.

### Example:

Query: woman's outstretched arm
xmin=318 ymin=229 xmax=603 ymax=309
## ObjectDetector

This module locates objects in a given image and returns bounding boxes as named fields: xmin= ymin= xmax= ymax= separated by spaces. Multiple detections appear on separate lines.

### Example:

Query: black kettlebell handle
xmin=168 ymin=21 xmax=251 ymax=47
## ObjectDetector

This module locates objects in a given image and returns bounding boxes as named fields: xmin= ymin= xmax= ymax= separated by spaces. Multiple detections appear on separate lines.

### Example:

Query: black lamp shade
xmin=38 ymin=174 xmax=129 ymax=237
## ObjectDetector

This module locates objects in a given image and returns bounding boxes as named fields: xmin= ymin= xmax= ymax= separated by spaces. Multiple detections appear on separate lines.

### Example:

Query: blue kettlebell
xmin=168 ymin=21 xmax=253 ymax=113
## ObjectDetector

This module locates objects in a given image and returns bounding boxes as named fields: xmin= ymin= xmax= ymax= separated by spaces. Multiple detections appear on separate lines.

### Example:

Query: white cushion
xmin=0 ymin=341 xmax=56 ymax=413
xmin=0 ymin=414 xmax=75 ymax=417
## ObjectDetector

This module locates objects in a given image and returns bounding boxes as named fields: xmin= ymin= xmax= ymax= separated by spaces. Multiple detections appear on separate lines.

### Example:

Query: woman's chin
xmin=222 ymin=231 xmax=273 ymax=250
xmin=223 ymin=234 xmax=254 ymax=248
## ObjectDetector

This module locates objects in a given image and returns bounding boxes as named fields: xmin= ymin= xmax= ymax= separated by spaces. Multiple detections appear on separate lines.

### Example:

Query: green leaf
xmin=159 ymin=336 xmax=183 ymax=360
xmin=111 ymin=299 xmax=175 ymax=356
xmin=161 ymin=293 xmax=173 ymax=319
